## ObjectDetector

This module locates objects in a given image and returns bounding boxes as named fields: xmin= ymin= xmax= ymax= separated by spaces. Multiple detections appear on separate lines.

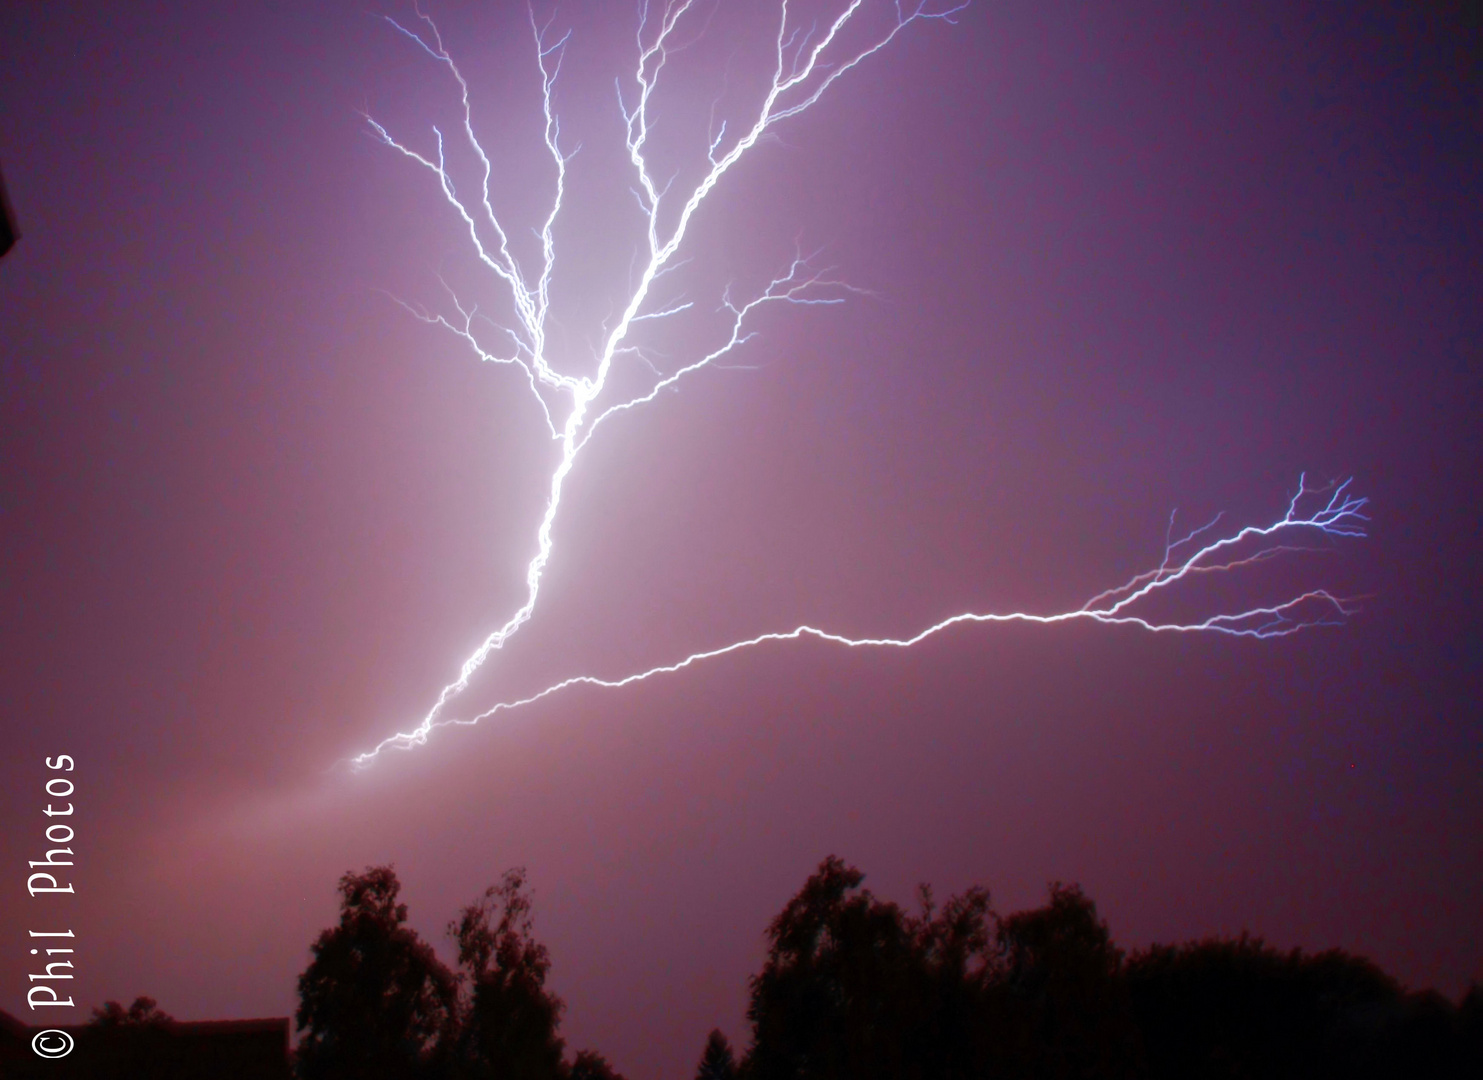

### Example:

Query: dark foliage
xmin=450 ymin=868 xmax=568 ymax=1080
xmin=986 ymin=882 xmax=1143 ymax=1078
xmin=1128 ymin=934 xmax=1480 ymax=1080
xmin=295 ymin=864 xmax=612 ymax=1080
xmin=743 ymin=855 xmax=994 ymax=1080
xmin=569 ymin=1049 xmax=629 ymax=1080
xmin=1461 ymin=984 xmax=1483 ymax=1074
xmin=290 ymin=859 xmax=1480 ymax=1080
xmin=81 ymin=995 xmax=179 ymax=1068
xmin=90 ymin=996 xmax=173 ymax=1027
xmin=295 ymin=866 xmax=459 ymax=1080
xmin=694 ymin=1029 xmax=738 ymax=1080
xmin=739 ymin=858 xmax=1481 ymax=1080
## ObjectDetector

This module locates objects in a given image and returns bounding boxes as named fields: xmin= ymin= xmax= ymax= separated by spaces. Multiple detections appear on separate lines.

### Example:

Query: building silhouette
xmin=0 ymin=1008 xmax=291 ymax=1079
xmin=0 ymin=164 xmax=16 ymax=258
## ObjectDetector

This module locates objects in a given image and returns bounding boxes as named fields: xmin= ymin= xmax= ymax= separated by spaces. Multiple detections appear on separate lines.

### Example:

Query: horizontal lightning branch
xmin=350 ymin=477 xmax=1367 ymax=765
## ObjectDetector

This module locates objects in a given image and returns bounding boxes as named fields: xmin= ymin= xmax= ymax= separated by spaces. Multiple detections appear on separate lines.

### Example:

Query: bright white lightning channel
xmin=349 ymin=2 xmax=1366 ymax=769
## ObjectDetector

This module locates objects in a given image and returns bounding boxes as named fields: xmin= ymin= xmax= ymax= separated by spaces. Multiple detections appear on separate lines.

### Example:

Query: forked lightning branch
xmin=349 ymin=1 xmax=1366 ymax=768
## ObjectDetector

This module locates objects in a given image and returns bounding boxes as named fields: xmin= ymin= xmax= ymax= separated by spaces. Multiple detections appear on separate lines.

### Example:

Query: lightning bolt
xmin=347 ymin=2 xmax=1365 ymax=769
xmin=351 ymin=476 xmax=1367 ymax=763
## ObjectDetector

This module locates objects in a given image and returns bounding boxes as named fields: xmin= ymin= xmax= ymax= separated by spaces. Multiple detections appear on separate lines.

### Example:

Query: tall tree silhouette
xmin=450 ymin=868 xmax=567 ymax=1080
xmin=295 ymin=865 xmax=459 ymax=1080
xmin=741 ymin=860 xmax=1161 ymax=1078
xmin=744 ymin=856 xmax=917 ymax=1079
xmin=988 ymin=882 xmax=1144 ymax=1079
xmin=743 ymin=856 xmax=994 ymax=1080
xmin=693 ymin=1029 xmax=738 ymax=1080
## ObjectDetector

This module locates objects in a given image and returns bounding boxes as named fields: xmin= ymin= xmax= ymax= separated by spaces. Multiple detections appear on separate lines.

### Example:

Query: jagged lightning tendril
xmin=352 ymin=476 xmax=1367 ymax=765
xmin=348 ymin=2 xmax=1363 ymax=770
xmin=354 ymin=0 xmax=967 ymax=763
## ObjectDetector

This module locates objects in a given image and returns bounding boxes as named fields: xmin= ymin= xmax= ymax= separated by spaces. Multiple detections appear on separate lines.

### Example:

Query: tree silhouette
xmin=741 ymin=861 xmax=1156 ymax=1078
xmin=90 ymin=996 xmax=173 ymax=1027
xmin=295 ymin=865 xmax=459 ymax=1080
xmin=450 ymin=868 xmax=567 ymax=1080
xmin=981 ymin=882 xmax=1144 ymax=1077
xmin=290 ymin=859 xmax=1476 ymax=1080
xmin=1461 ymin=984 xmax=1483 ymax=1075
xmin=743 ymin=855 xmax=995 ymax=1080
xmin=1125 ymin=933 xmax=1483 ymax=1080
xmin=744 ymin=856 xmax=917 ymax=1079
xmin=82 ymin=994 xmax=177 ymax=1070
xmin=568 ymin=1049 xmax=628 ymax=1080
xmin=693 ymin=1029 xmax=738 ymax=1080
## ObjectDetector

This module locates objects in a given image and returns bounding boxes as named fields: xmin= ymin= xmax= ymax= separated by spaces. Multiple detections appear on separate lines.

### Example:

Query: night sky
xmin=1 ymin=2 xmax=1479 ymax=1077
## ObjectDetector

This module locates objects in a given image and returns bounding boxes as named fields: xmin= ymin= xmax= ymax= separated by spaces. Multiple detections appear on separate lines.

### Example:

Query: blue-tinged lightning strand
xmin=347 ymin=1 xmax=1365 ymax=768
xmin=352 ymin=476 xmax=1367 ymax=763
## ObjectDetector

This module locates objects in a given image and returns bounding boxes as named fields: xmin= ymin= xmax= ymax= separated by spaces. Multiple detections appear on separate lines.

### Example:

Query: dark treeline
xmin=289 ymin=857 xmax=1482 ymax=1080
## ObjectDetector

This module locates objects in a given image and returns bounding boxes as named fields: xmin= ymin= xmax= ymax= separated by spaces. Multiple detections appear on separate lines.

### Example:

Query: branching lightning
xmin=347 ymin=1 xmax=1367 ymax=769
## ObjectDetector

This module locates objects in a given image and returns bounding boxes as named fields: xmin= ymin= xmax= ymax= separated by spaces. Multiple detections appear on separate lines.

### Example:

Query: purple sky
xmin=2 ymin=2 xmax=1479 ymax=1077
